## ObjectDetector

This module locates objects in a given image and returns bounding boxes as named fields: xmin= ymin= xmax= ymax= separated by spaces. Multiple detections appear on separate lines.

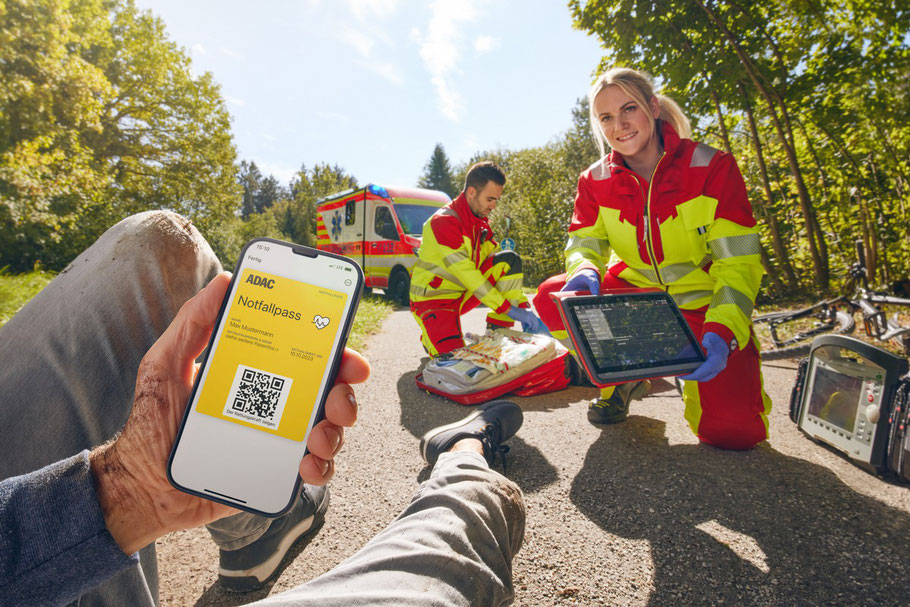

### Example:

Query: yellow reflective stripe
xmin=414 ymin=259 xmax=461 ymax=285
xmin=708 ymin=233 xmax=761 ymax=259
xmin=565 ymin=235 xmax=608 ymax=256
xmin=659 ymin=255 xmax=712 ymax=283
xmin=496 ymin=277 xmax=523 ymax=294
xmin=410 ymin=284 xmax=464 ymax=298
xmin=710 ymin=286 xmax=754 ymax=317
xmin=673 ymin=290 xmax=713 ymax=307
xmin=636 ymin=266 xmax=659 ymax=282
xmin=443 ymin=251 xmax=469 ymax=267
xmin=473 ymin=280 xmax=493 ymax=299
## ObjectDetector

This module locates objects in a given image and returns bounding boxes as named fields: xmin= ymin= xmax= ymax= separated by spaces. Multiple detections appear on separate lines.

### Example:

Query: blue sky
xmin=134 ymin=0 xmax=604 ymax=189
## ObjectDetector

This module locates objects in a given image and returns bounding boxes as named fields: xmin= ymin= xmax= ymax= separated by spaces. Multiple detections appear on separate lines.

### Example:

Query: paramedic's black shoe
xmin=420 ymin=400 xmax=523 ymax=471
xmin=587 ymin=380 xmax=651 ymax=425
xmin=218 ymin=484 xmax=329 ymax=592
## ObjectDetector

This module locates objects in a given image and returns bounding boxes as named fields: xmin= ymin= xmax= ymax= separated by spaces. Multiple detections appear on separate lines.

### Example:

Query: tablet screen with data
xmin=556 ymin=291 xmax=705 ymax=386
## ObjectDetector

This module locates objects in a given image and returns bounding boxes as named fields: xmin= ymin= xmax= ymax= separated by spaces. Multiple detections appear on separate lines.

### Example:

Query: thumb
xmin=151 ymin=272 xmax=232 ymax=370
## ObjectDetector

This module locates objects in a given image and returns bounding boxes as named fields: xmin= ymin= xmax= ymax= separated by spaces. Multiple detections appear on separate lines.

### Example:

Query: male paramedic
xmin=409 ymin=161 xmax=547 ymax=357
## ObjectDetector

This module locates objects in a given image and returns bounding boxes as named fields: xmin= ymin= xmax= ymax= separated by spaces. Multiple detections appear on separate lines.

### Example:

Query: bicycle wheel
xmin=753 ymin=309 xmax=856 ymax=361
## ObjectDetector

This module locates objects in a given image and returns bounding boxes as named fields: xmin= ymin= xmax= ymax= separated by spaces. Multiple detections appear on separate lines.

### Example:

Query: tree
xmin=271 ymin=163 xmax=357 ymax=246
xmin=417 ymin=143 xmax=457 ymax=198
xmin=0 ymin=0 xmax=241 ymax=271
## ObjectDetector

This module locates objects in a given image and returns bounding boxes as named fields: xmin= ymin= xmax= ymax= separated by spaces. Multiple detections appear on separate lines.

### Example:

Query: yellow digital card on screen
xmin=195 ymin=269 xmax=348 ymax=441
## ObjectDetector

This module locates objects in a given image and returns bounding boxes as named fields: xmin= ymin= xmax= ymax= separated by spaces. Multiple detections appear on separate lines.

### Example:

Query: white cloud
xmin=359 ymin=60 xmax=405 ymax=85
xmin=416 ymin=0 xmax=481 ymax=122
xmin=191 ymin=43 xmax=207 ymax=55
xmin=258 ymin=162 xmax=298 ymax=186
xmin=345 ymin=0 xmax=400 ymax=20
xmin=225 ymin=96 xmax=245 ymax=107
xmin=341 ymin=25 xmax=374 ymax=58
xmin=474 ymin=35 xmax=498 ymax=54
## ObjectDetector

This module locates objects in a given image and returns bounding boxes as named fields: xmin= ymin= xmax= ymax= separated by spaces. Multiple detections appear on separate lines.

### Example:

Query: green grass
xmin=0 ymin=269 xmax=56 ymax=328
xmin=0 ymin=270 xmax=395 ymax=351
xmin=348 ymin=294 xmax=395 ymax=351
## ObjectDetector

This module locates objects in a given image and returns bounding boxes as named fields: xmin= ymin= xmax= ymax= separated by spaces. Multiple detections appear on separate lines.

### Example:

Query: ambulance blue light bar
xmin=367 ymin=184 xmax=389 ymax=198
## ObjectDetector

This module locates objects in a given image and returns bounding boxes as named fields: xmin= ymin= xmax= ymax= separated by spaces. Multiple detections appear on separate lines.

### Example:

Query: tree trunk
xmin=693 ymin=0 xmax=827 ymax=288
xmin=739 ymin=82 xmax=798 ymax=287
xmin=709 ymin=87 xmax=733 ymax=154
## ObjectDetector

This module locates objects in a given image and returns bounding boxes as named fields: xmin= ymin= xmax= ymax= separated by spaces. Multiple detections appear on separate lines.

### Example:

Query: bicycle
xmin=753 ymin=240 xmax=910 ymax=361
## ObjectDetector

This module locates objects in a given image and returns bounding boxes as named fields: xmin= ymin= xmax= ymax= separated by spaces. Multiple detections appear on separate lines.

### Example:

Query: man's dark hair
xmin=464 ymin=161 xmax=506 ymax=193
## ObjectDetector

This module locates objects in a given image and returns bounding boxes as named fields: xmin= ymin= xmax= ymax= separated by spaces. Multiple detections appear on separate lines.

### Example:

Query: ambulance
xmin=315 ymin=184 xmax=451 ymax=304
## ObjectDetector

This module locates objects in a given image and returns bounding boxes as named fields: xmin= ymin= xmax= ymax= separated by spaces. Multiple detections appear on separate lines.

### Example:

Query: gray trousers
xmin=0 ymin=212 xmax=525 ymax=606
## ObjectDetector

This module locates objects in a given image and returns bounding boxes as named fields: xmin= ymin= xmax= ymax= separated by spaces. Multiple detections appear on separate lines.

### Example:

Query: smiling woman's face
xmin=593 ymin=84 xmax=661 ymax=164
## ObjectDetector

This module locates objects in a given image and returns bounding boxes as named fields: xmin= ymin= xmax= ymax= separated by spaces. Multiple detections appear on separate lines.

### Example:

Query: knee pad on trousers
xmin=492 ymin=250 xmax=522 ymax=274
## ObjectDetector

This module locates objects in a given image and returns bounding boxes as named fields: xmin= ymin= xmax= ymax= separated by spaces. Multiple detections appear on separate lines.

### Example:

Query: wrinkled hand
xmin=506 ymin=306 xmax=549 ymax=335
xmin=90 ymin=272 xmax=370 ymax=554
xmin=561 ymin=269 xmax=601 ymax=295
xmin=679 ymin=332 xmax=729 ymax=383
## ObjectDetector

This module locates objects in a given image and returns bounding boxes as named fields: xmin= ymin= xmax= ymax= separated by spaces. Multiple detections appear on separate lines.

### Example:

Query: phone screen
xmin=168 ymin=239 xmax=362 ymax=515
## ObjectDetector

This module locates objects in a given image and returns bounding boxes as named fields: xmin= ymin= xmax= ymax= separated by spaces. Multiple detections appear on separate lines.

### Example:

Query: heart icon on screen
xmin=313 ymin=315 xmax=330 ymax=330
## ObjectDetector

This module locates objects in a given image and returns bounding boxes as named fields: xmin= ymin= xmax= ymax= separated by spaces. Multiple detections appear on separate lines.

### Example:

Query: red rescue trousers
xmin=411 ymin=254 xmax=527 ymax=357
xmin=534 ymin=272 xmax=771 ymax=450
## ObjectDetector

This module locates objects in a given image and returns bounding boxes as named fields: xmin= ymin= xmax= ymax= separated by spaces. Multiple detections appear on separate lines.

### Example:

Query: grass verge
xmin=0 ymin=271 xmax=396 ymax=352
xmin=0 ymin=269 xmax=56 ymax=329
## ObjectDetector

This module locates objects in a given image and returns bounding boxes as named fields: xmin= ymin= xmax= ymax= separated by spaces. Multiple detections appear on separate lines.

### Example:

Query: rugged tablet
xmin=550 ymin=289 xmax=705 ymax=387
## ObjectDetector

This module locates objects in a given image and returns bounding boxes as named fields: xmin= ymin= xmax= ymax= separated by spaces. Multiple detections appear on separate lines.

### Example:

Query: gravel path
xmin=157 ymin=307 xmax=910 ymax=606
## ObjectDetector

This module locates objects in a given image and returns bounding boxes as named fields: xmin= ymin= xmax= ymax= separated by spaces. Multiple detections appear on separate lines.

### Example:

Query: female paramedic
xmin=533 ymin=67 xmax=771 ymax=450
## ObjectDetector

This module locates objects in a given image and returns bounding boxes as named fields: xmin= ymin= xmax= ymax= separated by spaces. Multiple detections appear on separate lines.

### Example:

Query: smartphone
xmin=167 ymin=238 xmax=363 ymax=516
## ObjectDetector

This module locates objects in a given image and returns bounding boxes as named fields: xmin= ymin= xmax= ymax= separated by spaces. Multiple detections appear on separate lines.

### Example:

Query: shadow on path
xmin=570 ymin=415 xmax=910 ymax=605
xmin=396 ymin=369 xmax=560 ymax=494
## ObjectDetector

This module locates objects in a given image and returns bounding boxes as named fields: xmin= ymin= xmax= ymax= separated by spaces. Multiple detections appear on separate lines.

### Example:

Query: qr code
xmin=222 ymin=364 xmax=293 ymax=430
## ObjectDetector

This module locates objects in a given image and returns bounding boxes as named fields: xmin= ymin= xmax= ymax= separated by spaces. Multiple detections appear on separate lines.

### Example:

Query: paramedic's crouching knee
xmin=492 ymin=249 xmax=522 ymax=275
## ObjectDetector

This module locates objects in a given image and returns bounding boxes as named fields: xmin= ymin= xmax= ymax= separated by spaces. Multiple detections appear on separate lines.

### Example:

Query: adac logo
xmin=246 ymin=273 xmax=275 ymax=289
xmin=331 ymin=211 xmax=343 ymax=241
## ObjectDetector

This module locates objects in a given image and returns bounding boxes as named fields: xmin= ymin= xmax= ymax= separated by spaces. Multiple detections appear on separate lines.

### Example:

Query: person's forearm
xmin=90 ymin=440 xmax=167 ymax=555
xmin=0 ymin=452 xmax=136 ymax=605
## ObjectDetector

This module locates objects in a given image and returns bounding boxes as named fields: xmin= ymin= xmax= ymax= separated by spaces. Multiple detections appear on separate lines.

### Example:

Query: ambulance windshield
xmin=393 ymin=204 xmax=440 ymax=235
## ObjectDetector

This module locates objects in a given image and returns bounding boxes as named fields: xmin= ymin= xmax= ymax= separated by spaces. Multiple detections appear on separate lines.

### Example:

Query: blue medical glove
xmin=506 ymin=306 xmax=549 ymax=335
xmin=679 ymin=332 xmax=730 ymax=382
xmin=561 ymin=269 xmax=601 ymax=295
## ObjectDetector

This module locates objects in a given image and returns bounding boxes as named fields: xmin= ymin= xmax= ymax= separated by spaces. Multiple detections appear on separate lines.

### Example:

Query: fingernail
xmin=328 ymin=427 xmax=341 ymax=451
xmin=347 ymin=393 xmax=357 ymax=407
xmin=318 ymin=457 xmax=329 ymax=476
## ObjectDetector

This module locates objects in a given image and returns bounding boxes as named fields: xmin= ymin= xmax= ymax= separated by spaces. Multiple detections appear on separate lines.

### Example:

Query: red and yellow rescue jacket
xmin=410 ymin=192 xmax=511 ymax=314
xmin=566 ymin=121 xmax=763 ymax=352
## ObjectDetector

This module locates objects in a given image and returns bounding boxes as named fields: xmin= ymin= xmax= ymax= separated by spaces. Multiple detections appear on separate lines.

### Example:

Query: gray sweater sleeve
xmin=0 ymin=450 xmax=137 ymax=605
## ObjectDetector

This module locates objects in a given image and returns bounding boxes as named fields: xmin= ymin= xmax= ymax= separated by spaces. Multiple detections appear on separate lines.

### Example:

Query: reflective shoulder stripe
xmin=435 ymin=208 xmax=458 ymax=218
xmin=565 ymin=235 xmax=608 ymax=256
xmin=690 ymin=142 xmax=718 ymax=168
xmin=672 ymin=289 xmax=713 ymax=307
xmin=586 ymin=156 xmax=612 ymax=181
xmin=710 ymin=285 xmax=754 ymax=317
xmin=708 ymin=233 xmax=761 ymax=259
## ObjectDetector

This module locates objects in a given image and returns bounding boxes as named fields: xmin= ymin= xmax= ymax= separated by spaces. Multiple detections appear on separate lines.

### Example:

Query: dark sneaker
xmin=218 ymin=484 xmax=329 ymax=592
xmin=587 ymin=380 xmax=651 ymax=425
xmin=420 ymin=400 xmax=523 ymax=471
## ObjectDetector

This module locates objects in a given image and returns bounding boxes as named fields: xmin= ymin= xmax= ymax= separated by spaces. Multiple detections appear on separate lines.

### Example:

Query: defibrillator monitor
xmin=551 ymin=290 xmax=705 ymax=386
xmin=793 ymin=335 xmax=908 ymax=470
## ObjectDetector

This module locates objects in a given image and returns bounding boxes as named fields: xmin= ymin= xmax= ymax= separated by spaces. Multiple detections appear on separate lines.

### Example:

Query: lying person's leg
xmin=255 ymin=401 xmax=526 ymax=607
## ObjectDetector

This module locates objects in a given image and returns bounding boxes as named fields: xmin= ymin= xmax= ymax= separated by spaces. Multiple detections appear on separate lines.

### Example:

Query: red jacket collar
xmin=452 ymin=191 xmax=490 ymax=232
xmin=606 ymin=119 xmax=683 ymax=173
